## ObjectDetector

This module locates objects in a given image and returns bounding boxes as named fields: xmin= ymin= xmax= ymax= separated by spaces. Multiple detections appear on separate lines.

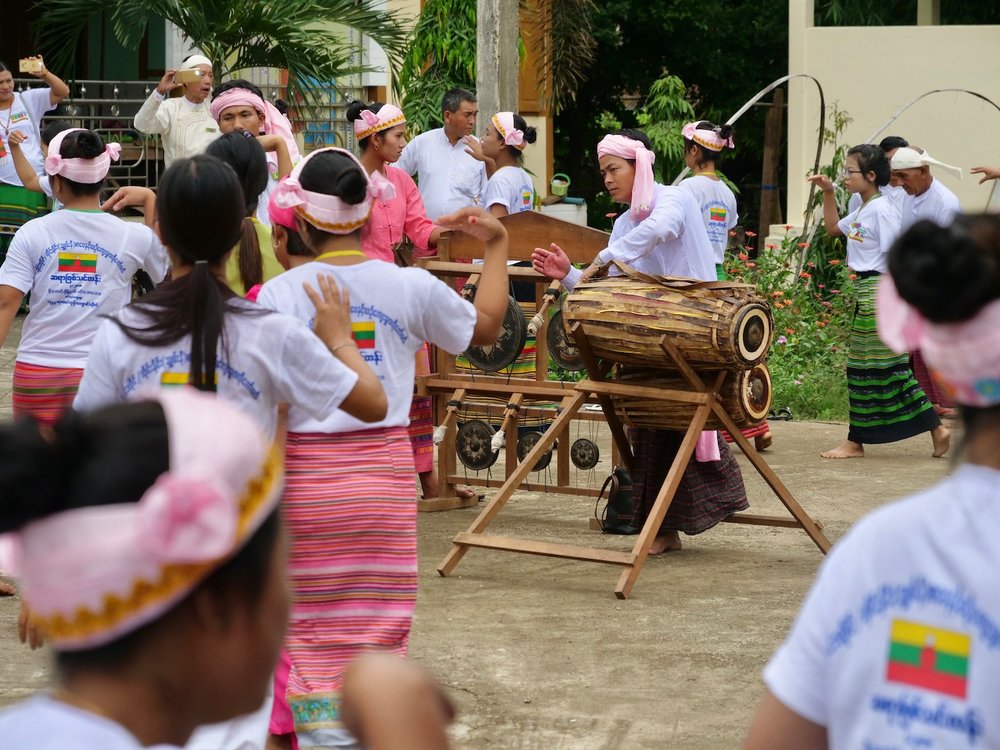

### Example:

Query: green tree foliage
xmin=815 ymin=0 xmax=996 ymax=25
xmin=553 ymin=0 xmax=788 ymax=230
xmin=397 ymin=0 xmax=477 ymax=135
xmin=33 ymin=0 xmax=409 ymax=111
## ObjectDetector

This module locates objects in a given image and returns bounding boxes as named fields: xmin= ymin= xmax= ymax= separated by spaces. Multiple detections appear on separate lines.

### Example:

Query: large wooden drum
xmin=562 ymin=269 xmax=773 ymax=370
xmin=613 ymin=364 xmax=772 ymax=431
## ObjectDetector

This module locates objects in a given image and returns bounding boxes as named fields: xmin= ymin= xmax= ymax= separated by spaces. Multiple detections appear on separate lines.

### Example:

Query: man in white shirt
xmin=890 ymin=146 xmax=962 ymax=230
xmin=133 ymin=54 xmax=220 ymax=167
xmin=394 ymin=88 xmax=488 ymax=220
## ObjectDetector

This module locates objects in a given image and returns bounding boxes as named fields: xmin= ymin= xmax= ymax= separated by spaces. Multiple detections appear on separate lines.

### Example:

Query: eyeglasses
xmin=840 ymin=169 xmax=863 ymax=178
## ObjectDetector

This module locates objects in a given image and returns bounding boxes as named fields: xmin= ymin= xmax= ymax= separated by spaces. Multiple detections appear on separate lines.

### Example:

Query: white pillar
xmin=786 ymin=0 xmax=815 ymax=225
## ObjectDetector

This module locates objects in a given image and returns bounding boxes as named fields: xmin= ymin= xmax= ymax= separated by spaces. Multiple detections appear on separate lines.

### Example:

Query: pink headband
xmin=492 ymin=112 xmax=526 ymax=150
xmin=210 ymin=88 xmax=302 ymax=163
xmin=877 ymin=275 xmax=1000 ymax=407
xmin=271 ymin=147 xmax=396 ymax=234
xmin=0 ymin=389 xmax=282 ymax=650
xmin=43 ymin=128 xmax=121 ymax=182
xmin=597 ymin=134 xmax=656 ymax=220
xmin=353 ymin=104 xmax=406 ymax=140
xmin=681 ymin=121 xmax=734 ymax=152
xmin=268 ymin=177 xmax=297 ymax=230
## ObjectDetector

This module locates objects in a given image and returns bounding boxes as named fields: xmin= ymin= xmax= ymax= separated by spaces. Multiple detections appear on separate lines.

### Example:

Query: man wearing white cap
xmin=890 ymin=146 xmax=962 ymax=230
xmin=134 ymin=54 xmax=220 ymax=167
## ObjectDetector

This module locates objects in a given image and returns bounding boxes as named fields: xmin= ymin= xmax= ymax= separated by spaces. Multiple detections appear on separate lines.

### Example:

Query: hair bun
xmin=0 ymin=419 xmax=68 ymax=533
xmin=523 ymin=125 xmax=538 ymax=144
xmin=889 ymin=215 xmax=1000 ymax=323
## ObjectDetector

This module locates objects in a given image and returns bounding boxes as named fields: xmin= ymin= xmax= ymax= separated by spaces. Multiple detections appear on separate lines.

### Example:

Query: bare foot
xmin=0 ymin=580 xmax=15 ymax=597
xmin=820 ymin=440 xmax=864 ymax=459
xmin=932 ymin=425 xmax=951 ymax=458
xmin=754 ymin=431 xmax=773 ymax=451
xmin=648 ymin=531 xmax=682 ymax=555
xmin=455 ymin=485 xmax=478 ymax=499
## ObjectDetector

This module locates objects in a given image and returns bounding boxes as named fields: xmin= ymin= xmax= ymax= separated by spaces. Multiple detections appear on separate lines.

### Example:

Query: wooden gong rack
xmin=416 ymin=211 xmax=616 ymax=512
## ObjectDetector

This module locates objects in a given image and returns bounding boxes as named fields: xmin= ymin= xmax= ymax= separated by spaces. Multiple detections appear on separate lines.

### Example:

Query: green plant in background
xmin=726 ymin=231 xmax=856 ymax=421
xmin=397 ymin=0 xmax=476 ymax=135
xmin=33 ymin=0 xmax=409 ymax=114
xmin=635 ymin=74 xmax=696 ymax=181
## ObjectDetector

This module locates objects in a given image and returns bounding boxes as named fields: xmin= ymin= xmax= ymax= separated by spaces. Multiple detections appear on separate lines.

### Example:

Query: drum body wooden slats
xmin=613 ymin=364 xmax=772 ymax=431
xmin=562 ymin=276 xmax=773 ymax=370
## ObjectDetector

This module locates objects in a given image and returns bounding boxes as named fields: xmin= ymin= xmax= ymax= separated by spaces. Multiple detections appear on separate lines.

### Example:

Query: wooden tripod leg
xmin=427 ymin=388 xmax=469 ymax=511
xmin=712 ymin=402 xmax=831 ymax=553
xmin=437 ymin=392 xmax=588 ymax=577
xmin=496 ymin=393 xmax=524 ymax=482
xmin=615 ymin=401 xmax=712 ymax=599
xmin=570 ymin=323 xmax=635 ymax=470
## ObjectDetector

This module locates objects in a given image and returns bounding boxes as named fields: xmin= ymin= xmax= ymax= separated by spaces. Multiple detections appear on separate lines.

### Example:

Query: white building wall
xmin=788 ymin=1 xmax=1000 ymax=221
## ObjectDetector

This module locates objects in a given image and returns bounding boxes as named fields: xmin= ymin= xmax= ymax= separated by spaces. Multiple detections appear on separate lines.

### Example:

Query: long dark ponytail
xmin=206 ymin=133 xmax=269 ymax=290
xmin=115 ymin=155 xmax=253 ymax=391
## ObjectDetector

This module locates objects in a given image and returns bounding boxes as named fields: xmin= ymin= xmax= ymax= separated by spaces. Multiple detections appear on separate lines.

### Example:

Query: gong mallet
xmin=527 ymin=280 xmax=562 ymax=336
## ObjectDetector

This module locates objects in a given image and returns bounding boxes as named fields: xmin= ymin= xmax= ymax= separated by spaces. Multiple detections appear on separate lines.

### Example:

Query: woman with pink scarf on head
xmin=745 ymin=214 xmax=1000 ymax=749
xmin=480 ymin=111 xmax=537 ymax=217
xmin=346 ymin=100 xmax=472 ymax=501
xmin=531 ymin=128 xmax=749 ymax=555
xmin=210 ymin=79 xmax=299 ymax=227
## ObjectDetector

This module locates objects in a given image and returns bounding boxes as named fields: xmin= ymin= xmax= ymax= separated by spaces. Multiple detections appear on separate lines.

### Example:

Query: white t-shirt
xmin=0 ymin=695 xmax=144 ymax=749
xmin=73 ymin=299 xmax=359 ymax=438
xmin=563 ymin=184 xmax=715 ymax=288
xmin=899 ymin=178 xmax=961 ymax=232
xmin=848 ymin=184 xmax=905 ymax=215
xmin=0 ymin=210 xmax=169 ymax=368
xmin=836 ymin=193 xmax=901 ymax=273
xmin=483 ymin=165 xmax=535 ymax=214
xmin=257 ymin=259 xmax=476 ymax=434
xmin=393 ymin=128 xmax=487 ymax=220
xmin=764 ymin=463 xmax=1000 ymax=749
xmin=0 ymin=88 xmax=55 ymax=185
xmin=676 ymin=175 xmax=738 ymax=265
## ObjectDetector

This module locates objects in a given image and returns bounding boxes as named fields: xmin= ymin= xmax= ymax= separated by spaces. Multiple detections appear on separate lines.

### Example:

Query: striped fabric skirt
xmin=0 ymin=185 xmax=48 ymax=262
xmin=283 ymin=426 xmax=417 ymax=747
xmin=12 ymin=361 xmax=84 ymax=426
xmin=630 ymin=428 xmax=749 ymax=535
xmin=846 ymin=274 xmax=939 ymax=444
xmin=910 ymin=349 xmax=953 ymax=410
xmin=408 ymin=343 xmax=434 ymax=474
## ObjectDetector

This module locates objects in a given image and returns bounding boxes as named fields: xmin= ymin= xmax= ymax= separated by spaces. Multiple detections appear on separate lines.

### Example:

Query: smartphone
xmin=19 ymin=58 xmax=43 ymax=74
xmin=173 ymin=68 xmax=203 ymax=85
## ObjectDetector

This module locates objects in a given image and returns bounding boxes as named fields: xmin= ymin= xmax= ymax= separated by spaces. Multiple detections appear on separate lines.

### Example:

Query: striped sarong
xmin=12 ymin=361 xmax=84 ymax=426
xmin=0 ymin=185 xmax=48 ymax=264
xmin=283 ymin=426 xmax=417 ymax=747
xmin=409 ymin=343 xmax=434 ymax=474
xmin=910 ymin=349 xmax=953 ymax=410
xmin=631 ymin=428 xmax=749 ymax=535
xmin=847 ymin=274 xmax=939 ymax=444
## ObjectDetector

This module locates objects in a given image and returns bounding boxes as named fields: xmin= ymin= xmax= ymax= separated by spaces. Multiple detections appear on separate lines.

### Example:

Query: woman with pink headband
xmin=532 ymin=128 xmax=748 ymax=555
xmin=0 ymin=389 xmax=289 ymax=748
xmin=0 ymin=128 xmax=168 ymax=426
xmin=480 ymin=111 xmax=537 ymax=217
xmin=210 ymin=79 xmax=299 ymax=227
xmin=257 ymin=146 xmax=510 ymax=748
xmin=746 ymin=213 xmax=1000 ymax=749
xmin=347 ymin=99 xmax=455 ymax=500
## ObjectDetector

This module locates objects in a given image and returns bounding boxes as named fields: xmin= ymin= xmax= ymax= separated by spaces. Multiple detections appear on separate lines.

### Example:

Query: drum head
xmin=516 ymin=430 xmax=553 ymax=472
xmin=456 ymin=419 xmax=499 ymax=470
xmin=570 ymin=437 xmax=600 ymax=470
xmin=463 ymin=296 xmax=527 ymax=372
xmin=739 ymin=363 xmax=772 ymax=421
xmin=547 ymin=308 xmax=585 ymax=372
xmin=734 ymin=305 xmax=772 ymax=365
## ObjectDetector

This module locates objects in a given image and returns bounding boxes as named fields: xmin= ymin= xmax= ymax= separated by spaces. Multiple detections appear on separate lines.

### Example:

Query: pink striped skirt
xmin=12 ymin=361 xmax=84 ymax=426
xmin=283 ymin=426 xmax=417 ymax=741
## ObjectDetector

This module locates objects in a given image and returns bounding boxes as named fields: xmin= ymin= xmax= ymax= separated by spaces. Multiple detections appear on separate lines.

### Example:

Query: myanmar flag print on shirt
xmin=886 ymin=619 xmax=970 ymax=698
xmin=58 ymin=252 xmax=97 ymax=273
xmin=352 ymin=321 xmax=376 ymax=349
xmin=709 ymin=207 xmax=727 ymax=223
